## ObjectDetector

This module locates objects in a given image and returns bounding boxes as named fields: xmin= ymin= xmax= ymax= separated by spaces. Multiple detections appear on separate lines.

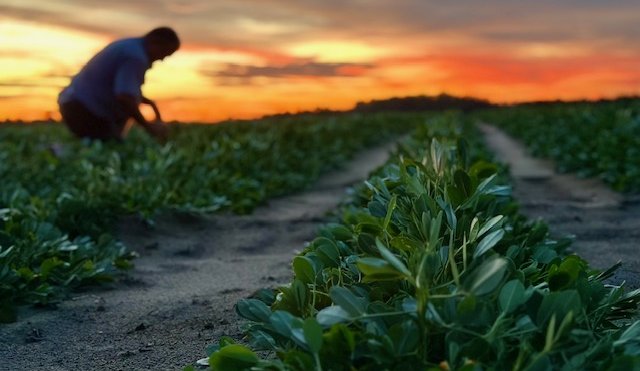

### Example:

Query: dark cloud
xmin=202 ymin=60 xmax=373 ymax=85
xmin=476 ymin=30 xmax=574 ymax=43
xmin=2 ymin=0 xmax=639 ymax=55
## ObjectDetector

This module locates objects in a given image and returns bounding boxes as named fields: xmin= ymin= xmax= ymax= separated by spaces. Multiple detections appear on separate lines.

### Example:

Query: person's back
xmin=58 ymin=27 xmax=179 ymax=142
xmin=62 ymin=38 xmax=148 ymax=125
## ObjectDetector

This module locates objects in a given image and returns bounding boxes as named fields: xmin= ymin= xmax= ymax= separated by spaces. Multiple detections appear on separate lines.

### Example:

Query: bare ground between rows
xmin=0 ymin=140 xmax=398 ymax=371
xmin=479 ymin=123 xmax=640 ymax=289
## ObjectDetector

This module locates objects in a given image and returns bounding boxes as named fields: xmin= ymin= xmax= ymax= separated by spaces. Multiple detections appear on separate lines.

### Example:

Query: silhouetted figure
xmin=58 ymin=27 xmax=180 ymax=142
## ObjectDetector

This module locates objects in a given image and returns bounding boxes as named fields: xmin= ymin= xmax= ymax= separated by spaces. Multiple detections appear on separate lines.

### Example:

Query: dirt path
xmin=0 ymin=140 xmax=398 ymax=371
xmin=479 ymin=123 xmax=640 ymax=288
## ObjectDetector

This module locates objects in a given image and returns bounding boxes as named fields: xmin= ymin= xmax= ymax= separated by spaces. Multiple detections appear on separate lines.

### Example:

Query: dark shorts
xmin=59 ymin=100 xmax=127 ymax=141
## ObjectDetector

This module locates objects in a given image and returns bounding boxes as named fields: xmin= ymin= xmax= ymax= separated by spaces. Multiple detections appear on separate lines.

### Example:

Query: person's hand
xmin=142 ymin=96 xmax=163 ymax=122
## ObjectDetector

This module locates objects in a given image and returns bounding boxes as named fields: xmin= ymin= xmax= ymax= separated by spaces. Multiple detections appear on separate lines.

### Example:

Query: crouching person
xmin=58 ymin=27 xmax=180 ymax=142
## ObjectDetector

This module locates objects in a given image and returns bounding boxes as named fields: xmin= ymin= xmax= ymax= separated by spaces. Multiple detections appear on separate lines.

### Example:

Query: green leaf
xmin=469 ymin=217 xmax=480 ymax=243
xmin=525 ymin=355 xmax=551 ymax=371
xmin=463 ymin=256 xmax=508 ymax=296
xmin=474 ymin=173 xmax=497 ymax=195
xmin=390 ymin=236 xmax=422 ymax=252
xmin=246 ymin=329 xmax=276 ymax=350
xmin=324 ymin=223 xmax=353 ymax=241
xmin=235 ymin=299 xmax=272 ymax=323
xmin=615 ymin=321 xmax=640 ymax=347
xmin=416 ymin=251 xmax=441 ymax=289
xmin=291 ymin=279 xmax=308 ymax=313
xmin=477 ymin=215 xmax=504 ymax=238
xmin=40 ymin=257 xmax=64 ymax=278
xmin=437 ymin=198 xmax=457 ymax=231
xmin=544 ymin=314 xmax=557 ymax=351
xmin=607 ymin=355 xmax=640 ymax=370
xmin=357 ymin=257 xmax=406 ymax=282
xmin=548 ymin=255 xmax=586 ymax=291
xmin=536 ymin=290 xmax=581 ymax=326
xmin=303 ymin=318 xmax=323 ymax=354
xmin=457 ymin=294 xmax=477 ymax=314
xmin=219 ymin=336 xmax=236 ymax=348
xmin=269 ymin=310 xmax=303 ymax=339
xmin=428 ymin=211 xmax=443 ymax=251
xmin=430 ymin=138 xmax=444 ymax=174
xmin=515 ymin=315 xmax=536 ymax=332
xmin=252 ymin=288 xmax=276 ymax=306
xmin=456 ymin=138 xmax=469 ymax=168
xmin=426 ymin=303 xmax=446 ymax=325
xmin=473 ymin=229 xmax=505 ymax=258
xmin=486 ymin=185 xmax=511 ymax=196
xmin=209 ymin=344 xmax=259 ymax=371
xmin=317 ymin=306 xmax=352 ymax=326
xmin=375 ymin=239 xmax=411 ymax=277
xmin=389 ymin=320 xmax=419 ymax=355
xmin=329 ymin=286 xmax=366 ymax=317
xmin=382 ymin=194 xmax=398 ymax=232
xmin=314 ymin=238 xmax=341 ymax=267
xmin=528 ymin=222 xmax=548 ymax=244
xmin=469 ymin=160 xmax=498 ymax=181
xmin=293 ymin=256 xmax=316 ymax=284
xmin=454 ymin=169 xmax=472 ymax=197
xmin=356 ymin=257 xmax=405 ymax=282
xmin=0 ymin=245 xmax=15 ymax=259
xmin=532 ymin=246 xmax=558 ymax=264
xmin=368 ymin=200 xmax=387 ymax=218
xmin=499 ymin=280 xmax=525 ymax=313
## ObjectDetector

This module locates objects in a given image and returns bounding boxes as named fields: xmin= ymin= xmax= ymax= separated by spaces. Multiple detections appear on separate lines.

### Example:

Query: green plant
xmin=0 ymin=113 xmax=419 ymax=322
xmin=209 ymin=113 xmax=640 ymax=370
xmin=477 ymin=99 xmax=640 ymax=192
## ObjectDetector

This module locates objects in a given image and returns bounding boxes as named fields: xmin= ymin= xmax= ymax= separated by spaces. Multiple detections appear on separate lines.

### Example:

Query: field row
xmin=477 ymin=99 xmax=640 ymax=192
xmin=0 ymin=113 xmax=418 ymax=322
xmin=203 ymin=113 xmax=640 ymax=370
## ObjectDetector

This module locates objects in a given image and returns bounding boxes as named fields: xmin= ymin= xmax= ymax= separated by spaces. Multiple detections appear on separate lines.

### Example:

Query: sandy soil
xmin=0 ymin=140 xmax=397 ymax=371
xmin=480 ymin=123 xmax=640 ymax=288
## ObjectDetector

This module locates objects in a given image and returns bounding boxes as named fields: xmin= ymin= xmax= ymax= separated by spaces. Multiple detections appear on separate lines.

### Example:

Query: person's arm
xmin=116 ymin=94 xmax=167 ymax=142
xmin=114 ymin=58 xmax=167 ymax=142
xmin=141 ymin=96 xmax=162 ymax=122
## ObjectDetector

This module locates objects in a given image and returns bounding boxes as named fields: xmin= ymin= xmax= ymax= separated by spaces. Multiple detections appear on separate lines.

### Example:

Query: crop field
xmin=2 ymin=104 xmax=640 ymax=370
xmin=478 ymin=99 xmax=640 ymax=192
xmin=0 ymin=113 xmax=418 ymax=322
xmin=203 ymin=109 xmax=640 ymax=370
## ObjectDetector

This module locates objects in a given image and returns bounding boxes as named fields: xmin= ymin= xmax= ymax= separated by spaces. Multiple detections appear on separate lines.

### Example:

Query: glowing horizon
xmin=1 ymin=1 xmax=639 ymax=123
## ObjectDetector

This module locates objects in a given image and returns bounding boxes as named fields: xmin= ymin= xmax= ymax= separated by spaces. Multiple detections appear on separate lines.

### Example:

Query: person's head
xmin=143 ymin=27 xmax=180 ymax=62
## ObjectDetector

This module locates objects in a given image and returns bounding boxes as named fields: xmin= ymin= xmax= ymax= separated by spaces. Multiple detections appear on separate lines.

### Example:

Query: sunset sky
xmin=1 ymin=0 xmax=639 ymax=123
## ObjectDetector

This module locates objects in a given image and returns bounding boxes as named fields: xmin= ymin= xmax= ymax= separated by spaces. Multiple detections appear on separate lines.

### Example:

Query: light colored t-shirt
xmin=58 ymin=37 xmax=149 ymax=123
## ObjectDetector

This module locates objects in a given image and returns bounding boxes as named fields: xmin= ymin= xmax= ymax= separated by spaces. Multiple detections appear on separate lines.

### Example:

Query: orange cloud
xmin=374 ymin=52 xmax=640 ymax=103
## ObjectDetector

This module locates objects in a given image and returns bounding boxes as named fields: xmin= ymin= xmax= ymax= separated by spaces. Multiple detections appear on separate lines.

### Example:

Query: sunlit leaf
xmin=209 ymin=344 xmax=258 ymax=371
xmin=463 ymin=256 xmax=508 ymax=296
xmin=473 ymin=229 xmax=505 ymax=258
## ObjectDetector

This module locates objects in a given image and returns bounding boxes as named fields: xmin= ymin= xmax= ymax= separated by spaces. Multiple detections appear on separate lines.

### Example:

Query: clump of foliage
xmin=0 ymin=113 xmax=418 ymax=322
xmin=204 ymin=114 xmax=640 ymax=370
xmin=477 ymin=99 xmax=640 ymax=192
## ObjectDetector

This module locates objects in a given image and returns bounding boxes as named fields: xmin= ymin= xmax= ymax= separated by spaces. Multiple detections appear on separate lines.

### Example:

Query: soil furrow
xmin=479 ymin=123 xmax=640 ymax=288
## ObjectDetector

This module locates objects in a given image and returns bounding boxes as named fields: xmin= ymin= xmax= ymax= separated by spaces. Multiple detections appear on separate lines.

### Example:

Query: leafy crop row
xmin=0 ymin=113 xmax=417 ymax=322
xmin=477 ymin=100 xmax=640 ymax=192
xmin=204 ymin=114 xmax=640 ymax=370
